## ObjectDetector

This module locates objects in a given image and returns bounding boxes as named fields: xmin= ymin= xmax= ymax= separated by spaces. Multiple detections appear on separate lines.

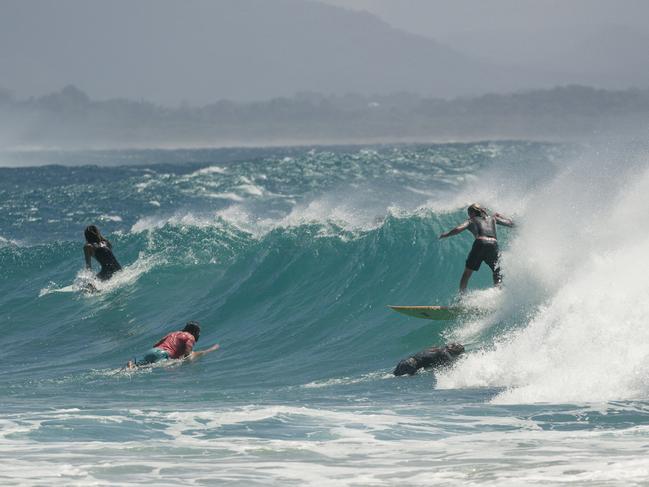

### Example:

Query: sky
xmin=322 ymin=0 xmax=649 ymax=75
xmin=1 ymin=0 xmax=647 ymax=104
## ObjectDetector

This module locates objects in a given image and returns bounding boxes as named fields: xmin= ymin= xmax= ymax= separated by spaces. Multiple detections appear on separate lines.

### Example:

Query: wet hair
xmin=183 ymin=321 xmax=201 ymax=341
xmin=84 ymin=225 xmax=111 ymax=248
xmin=446 ymin=343 xmax=465 ymax=356
xmin=467 ymin=203 xmax=488 ymax=218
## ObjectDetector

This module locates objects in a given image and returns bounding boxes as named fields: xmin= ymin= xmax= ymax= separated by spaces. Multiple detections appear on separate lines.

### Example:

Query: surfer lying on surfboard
xmin=127 ymin=321 xmax=220 ymax=369
xmin=393 ymin=343 xmax=465 ymax=376
xmin=439 ymin=203 xmax=514 ymax=293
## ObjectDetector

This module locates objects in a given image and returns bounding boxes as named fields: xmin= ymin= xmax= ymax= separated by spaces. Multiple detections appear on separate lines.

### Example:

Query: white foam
xmin=98 ymin=214 xmax=123 ymax=222
xmin=205 ymin=191 xmax=245 ymax=201
xmin=0 ymin=235 xmax=20 ymax=247
xmin=234 ymin=183 xmax=264 ymax=196
xmin=438 ymin=149 xmax=649 ymax=403
xmin=134 ymin=180 xmax=153 ymax=191
xmin=302 ymin=371 xmax=391 ymax=389
xmin=275 ymin=197 xmax=380 ymax=232
xmin=4 ymin=405 xmax=649 ymax=485
xmin=38 ymin=253 xmax=162 ymax=297
xmin=130 ymin=192 xmax=387 ymax=240
xmin=130 ymin=213 xmax=218 ymax=233
xmin=189 ymin=165 xmax=227 ymax=176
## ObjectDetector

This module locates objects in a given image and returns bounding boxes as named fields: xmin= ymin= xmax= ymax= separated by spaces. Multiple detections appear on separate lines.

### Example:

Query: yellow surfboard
xmin=388 ymin=305 xmax=462 ymax=321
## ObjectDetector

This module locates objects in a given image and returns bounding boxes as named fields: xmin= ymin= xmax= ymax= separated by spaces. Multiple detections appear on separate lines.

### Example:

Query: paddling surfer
xmin=127 ymin=321 xmax=220 ymax=368
xmin=439 ymin=203 xmax=514 ymax=293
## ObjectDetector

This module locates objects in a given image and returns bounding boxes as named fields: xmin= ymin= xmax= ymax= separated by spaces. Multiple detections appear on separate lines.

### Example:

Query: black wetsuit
xmin=393 ymin=346 xmax=464 ymax=376
xmin=465 ymin=216 xmax=501 ymax=279
xmin=91 ymin=242 xmax=122 ymax=280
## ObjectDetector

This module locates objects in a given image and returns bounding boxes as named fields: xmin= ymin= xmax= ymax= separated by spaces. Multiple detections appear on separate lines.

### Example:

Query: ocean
xmin=2 ymin=141 xmax=649 ymax=486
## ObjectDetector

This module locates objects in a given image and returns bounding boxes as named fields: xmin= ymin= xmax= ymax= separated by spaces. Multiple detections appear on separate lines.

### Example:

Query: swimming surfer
xmin=439 ymin=203 xmax=514 ymax=293
xmin=393 ymin=343 xmax=465 ymax=376
xmin=126 ymin=321 xmax=220 ymax=369
xmin=83 ymin=225 xmax=122 ymax=281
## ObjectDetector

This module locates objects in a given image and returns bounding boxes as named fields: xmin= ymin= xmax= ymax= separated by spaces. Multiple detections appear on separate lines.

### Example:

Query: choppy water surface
xmin=3 ymin=142 xmax=649 ymax=486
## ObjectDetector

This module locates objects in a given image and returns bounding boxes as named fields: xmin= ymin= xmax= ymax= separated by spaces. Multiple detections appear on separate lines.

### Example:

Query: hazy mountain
xmin=322 ymin=0 xmax=649 ymax=91
xmin=2 ymin=0 xmax=544 ymax=104
xmin=2 ymin=84 xmax=648 ymax=150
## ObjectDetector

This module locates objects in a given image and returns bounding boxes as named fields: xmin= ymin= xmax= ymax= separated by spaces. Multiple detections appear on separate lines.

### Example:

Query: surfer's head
xmin=183 ymin=321 xmax=201 ymax=341
xmin=84 ymin=225 xmax=103 ymax=244
xmin=446 ymin=343 xmax=465 ymax=356
xmin=467 ymin=203 xmax=487 ymax=218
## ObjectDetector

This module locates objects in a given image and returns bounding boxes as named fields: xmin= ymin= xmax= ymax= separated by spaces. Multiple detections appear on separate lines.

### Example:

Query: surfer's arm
xmin=187 ymin=344 xmax=220 ymax=360
xmin=439 ymin=221 xmax=470 ymax=239
xmin=494 ymin=213 xmax=514 ymax=227
xmin=83 ymin=244 xmax=94 ymax=269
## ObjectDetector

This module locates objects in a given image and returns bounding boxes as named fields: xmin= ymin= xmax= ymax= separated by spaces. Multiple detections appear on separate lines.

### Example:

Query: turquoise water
xmin=3 ymin=142 xmax=649 ymax=485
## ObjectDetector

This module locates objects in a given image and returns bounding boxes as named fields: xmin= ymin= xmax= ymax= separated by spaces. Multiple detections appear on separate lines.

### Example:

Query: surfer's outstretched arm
xmin=494 ymin=213 xmax=514 ymax=227
xmin=187 ymin=343 xmax=220 ymax=361
xmin=439 ymin=220 xmax=470 ymax=239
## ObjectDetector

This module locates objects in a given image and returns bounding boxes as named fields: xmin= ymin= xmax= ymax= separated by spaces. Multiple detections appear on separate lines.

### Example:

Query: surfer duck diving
xmin=439 ymin=203 xmax=514 ymax=293
xmin=393 ymin=343 xmax=465 ymax=376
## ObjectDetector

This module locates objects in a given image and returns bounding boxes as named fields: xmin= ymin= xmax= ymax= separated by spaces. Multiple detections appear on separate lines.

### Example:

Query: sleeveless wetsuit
xmin=91 ymin=242 xmax=121 ymax=280
xmin=465 ymin=216 xmax=500 ymax=277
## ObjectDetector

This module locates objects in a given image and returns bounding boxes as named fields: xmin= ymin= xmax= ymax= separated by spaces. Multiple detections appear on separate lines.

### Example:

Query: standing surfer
xmin=83 ymin=225 xmax=122 ymax=281
xmin=439 ymin=203 xmax=514 ymax=292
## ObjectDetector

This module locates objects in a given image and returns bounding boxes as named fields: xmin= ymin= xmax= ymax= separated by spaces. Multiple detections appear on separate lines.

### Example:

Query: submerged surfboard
xmin=388 ymin=305 xmax=462 ymax=321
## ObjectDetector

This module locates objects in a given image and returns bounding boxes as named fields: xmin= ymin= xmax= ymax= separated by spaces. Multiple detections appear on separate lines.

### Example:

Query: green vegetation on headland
xmin=1 ymin=85 xmax=648 ymax=149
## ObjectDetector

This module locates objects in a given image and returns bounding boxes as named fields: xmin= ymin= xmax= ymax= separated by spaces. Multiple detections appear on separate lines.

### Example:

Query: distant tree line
xmin=1 ymin=84 xmax=648 ymax=148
